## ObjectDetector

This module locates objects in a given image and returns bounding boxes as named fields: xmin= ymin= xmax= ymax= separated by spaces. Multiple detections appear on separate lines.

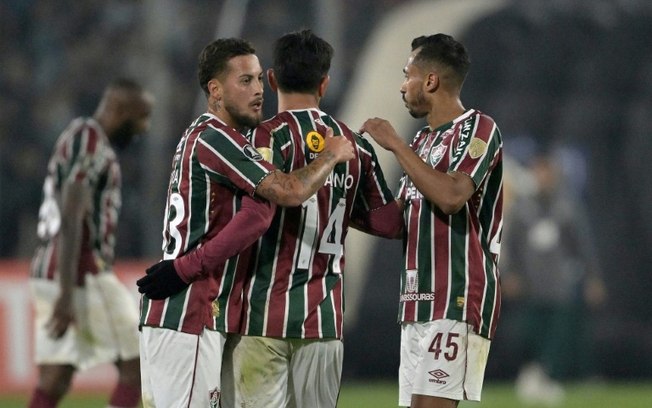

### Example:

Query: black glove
xmin=137 ymin=260 xmax=189 ymax=299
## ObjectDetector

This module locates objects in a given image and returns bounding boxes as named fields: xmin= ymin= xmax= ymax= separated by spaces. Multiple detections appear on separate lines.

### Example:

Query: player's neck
xmin=277 ymin=92 xmax=320 ymax=112
xmin=427 ymin=97 xmax=466 ymax=130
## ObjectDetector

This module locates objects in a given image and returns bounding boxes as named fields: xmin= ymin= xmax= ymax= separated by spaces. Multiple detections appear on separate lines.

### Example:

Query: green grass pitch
xmin=3 ymin=381 xmax=651 ymax=407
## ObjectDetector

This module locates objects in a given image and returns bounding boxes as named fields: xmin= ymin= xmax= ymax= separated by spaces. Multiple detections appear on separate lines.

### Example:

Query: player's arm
xmin=47 ymin=180 xmax=91 ymax=338
xmin=350 ymin=199 xmax=404 ymax=239
xmin=255 ymin=127 xmax=354 ymax=207
xmin=137 ymin=195 xmax=276 ymax=299
xmin=360 ymin=118 xmax=474 ymax=214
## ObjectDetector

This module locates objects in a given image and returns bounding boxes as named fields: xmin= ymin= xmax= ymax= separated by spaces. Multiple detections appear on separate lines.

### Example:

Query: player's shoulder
xmin=59 ymin=117 xmax=107 ymax=151
xmin=198 ymin=116 xmax=244 ymax=142
xmin=317 ymin=113 xmax=359 ymax=139
xmin=465 ymin=108 xmax=498 ymax=127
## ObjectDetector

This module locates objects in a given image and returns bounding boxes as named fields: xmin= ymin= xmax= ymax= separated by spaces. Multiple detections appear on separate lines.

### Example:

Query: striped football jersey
xmin=241 ymin=108 xmax=396 ymax=339
xmin=397 ymin=109 xmax=503 ymax=339
xmin=139 ymin=113 xmax=276 ymax=335
xmin=31 ymin=118 xmax=120 ymax=285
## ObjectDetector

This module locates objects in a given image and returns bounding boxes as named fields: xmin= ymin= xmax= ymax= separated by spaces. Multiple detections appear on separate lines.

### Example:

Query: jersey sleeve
xmin=449 ymin=113 xmax=502 ymax=187
xmin=352 ymin=134 xmax=396 ymax=212
xmin=173 ymin=194 xmax=276 ymax=282
xmin=196 ymin=126 xmax=276 ymax=196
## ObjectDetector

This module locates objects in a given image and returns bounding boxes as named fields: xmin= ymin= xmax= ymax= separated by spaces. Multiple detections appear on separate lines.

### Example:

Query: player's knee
xmin=38 ymin=365 xmax=75 ymax=400
xmin=116 ymin=357 xmax=141 ymax=386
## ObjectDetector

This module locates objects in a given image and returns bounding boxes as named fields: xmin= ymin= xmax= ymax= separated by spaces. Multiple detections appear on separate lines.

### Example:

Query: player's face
xmin=221 ymin=54 xmax=265 ymax=129
xmin=400 ymin=53 xmax=429 ymax=119
xmin=111 ymin=94 xmax=153 ymax=150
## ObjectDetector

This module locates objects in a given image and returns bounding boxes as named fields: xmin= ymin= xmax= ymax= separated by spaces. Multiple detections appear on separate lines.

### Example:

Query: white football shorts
xmin=398 ymin=319 xmax=491 ymax=406
xmin=30 ymin=272 xmax=140 ymax=371
xmin=222 ymin=334 xmax=343 ymax=408
xmin=140 ymin=326 xmax=226 ymax=408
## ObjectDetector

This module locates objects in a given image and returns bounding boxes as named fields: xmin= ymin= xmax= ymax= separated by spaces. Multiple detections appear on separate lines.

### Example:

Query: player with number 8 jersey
xmin=138 ymin=112 xmax=277 ymax=334
xmin=137 ymin=38 xmax=355 ymax=408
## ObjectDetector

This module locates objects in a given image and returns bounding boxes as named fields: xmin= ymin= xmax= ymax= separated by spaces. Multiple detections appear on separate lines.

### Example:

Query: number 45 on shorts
xmin=428 ymin=332 xmax=460 ymax=361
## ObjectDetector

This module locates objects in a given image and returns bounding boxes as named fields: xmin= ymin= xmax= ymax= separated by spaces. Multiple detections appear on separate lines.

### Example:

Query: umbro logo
xmin=428 ymin=369 xmax=449 ymax=384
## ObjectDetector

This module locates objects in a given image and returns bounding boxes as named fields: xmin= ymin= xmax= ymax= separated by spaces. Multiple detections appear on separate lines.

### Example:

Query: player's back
xmin=243 ymin=108 xmax=395 ymax=339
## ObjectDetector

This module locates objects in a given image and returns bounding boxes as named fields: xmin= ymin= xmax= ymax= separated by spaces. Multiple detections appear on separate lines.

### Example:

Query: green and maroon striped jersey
xmin=31 ymin=118 xmax=120 ymax=285
xmin=397 ymin=109 xmax=503 ymax=339
xmin=139 ymin=113 xmax=276 ymax=335
xmin=241 ymin=108 xmax=396 ymax=339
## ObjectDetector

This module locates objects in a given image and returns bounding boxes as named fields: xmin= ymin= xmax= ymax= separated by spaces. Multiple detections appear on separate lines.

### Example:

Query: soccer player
xmin=28 ymin=79 xmax=154 ymax=408
xmin=136 ymin=38 xmax=354 ymax=407
xmin=359 ymin=34 xmax=503 ymax=408
xmin=221 ymin=29 xmax=403 ymax=408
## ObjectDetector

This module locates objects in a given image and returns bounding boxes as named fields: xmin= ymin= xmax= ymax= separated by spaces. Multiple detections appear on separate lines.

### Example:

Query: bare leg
xmin=411 ymin=394 xmax=459 ymax=408
xmin=109 ymin=357 xmax=141 ymax=407
xmin=28 ymin=364 xmax=75 ymax=407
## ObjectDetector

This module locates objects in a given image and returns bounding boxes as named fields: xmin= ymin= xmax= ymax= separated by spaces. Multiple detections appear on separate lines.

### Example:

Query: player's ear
xmin=207 ymin=78 xmax=222 ymax=99
xmin=318 ymin=75 xmax=330 ymax=98
xmin=425 ymin=72 xmax=439 ymax=93
xmin=267 ymin=69 xmax=278 ymax=92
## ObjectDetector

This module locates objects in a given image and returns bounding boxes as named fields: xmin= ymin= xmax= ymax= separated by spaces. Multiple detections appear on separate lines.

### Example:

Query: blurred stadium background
xmin=1 ymin=0 xmax=651 ymax=405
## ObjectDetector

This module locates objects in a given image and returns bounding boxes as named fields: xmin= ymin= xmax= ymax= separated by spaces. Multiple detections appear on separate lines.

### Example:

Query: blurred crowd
xmin=0 ymin=0 xmax=401 ymax=258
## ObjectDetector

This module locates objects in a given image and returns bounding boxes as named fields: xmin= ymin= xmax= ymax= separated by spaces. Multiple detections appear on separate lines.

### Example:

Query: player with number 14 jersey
xmin=242 ymin=108 xmax=400 ymax=340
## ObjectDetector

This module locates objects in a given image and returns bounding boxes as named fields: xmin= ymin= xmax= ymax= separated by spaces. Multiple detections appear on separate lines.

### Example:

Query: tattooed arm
xmin=255 ymin=128 xmax=354 ymax=207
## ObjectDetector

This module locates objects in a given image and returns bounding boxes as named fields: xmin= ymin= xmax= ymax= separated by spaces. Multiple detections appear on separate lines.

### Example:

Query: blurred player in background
xmin=221 ymin=29 xmax=403 ymax=408
xmin=28 ymin=78 xmax=153 ymax=408
xmin=360 ymin=34 xmax=503 ymax=408
xmin=500 ymin=144 xmax=606 ymax=406
xmin=136 ymin=38 xmax=354 ymax=407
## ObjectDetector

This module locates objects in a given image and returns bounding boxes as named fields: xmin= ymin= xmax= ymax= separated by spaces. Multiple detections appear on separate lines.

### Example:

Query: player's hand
xmin=359 ymin=117 xmax=402 ymax=151
xmin=137 ymin=260 xmax=189 ymax=299
xmin=46 ymin=295 xmax=75 ymax=339
xmin=322 ymin=127 xmax=355 ymax=163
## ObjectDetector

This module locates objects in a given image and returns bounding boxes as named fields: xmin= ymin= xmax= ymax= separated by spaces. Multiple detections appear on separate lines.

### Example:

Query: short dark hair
xmin=106 ymin=77 xmax=143 ymax=93
xmin=272 ymin=29 xmax=333 ymax=93
xmin=198 ymin=38 xmax=256 ymax=95
xmin=411 ymin=34 xmax=470 ymax=87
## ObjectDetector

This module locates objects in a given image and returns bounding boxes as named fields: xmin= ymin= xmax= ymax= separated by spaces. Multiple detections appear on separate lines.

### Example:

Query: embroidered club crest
xmin=209 ymin=387 xmax=220 ymax=408
xmin=430 ymin=144 xmax=446 ymax=166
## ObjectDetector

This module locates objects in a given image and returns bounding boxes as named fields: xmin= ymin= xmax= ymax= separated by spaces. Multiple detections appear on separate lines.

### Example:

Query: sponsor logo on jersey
xmin=399 ymin=292 xmax=434 ymax=302
xmin=406 ymin=185 xmax=423 ymax=200
xmin=257 ymin=147 xmax=273 ymax=163
xmin=428 ymin=369 xmax=449 ymax=384
xmin=243 ymin=144 xmax=263 ymax=161
xmin=305 ymin=131 xmax=325 ymax=153
xmin=452 ymin=119 xmax=474 ymax=163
